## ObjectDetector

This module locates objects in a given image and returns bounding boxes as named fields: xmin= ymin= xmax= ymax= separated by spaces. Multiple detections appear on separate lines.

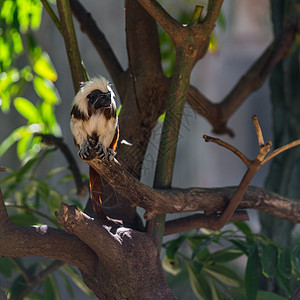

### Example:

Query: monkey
xmin=70 ymin=76 xmax=119 ymax=223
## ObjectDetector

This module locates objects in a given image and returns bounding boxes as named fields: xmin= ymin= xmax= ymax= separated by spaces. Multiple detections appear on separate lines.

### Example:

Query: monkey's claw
xmin=79 ymin=139 xmax=96 ymax=160
xmin=95 ymin=142 xmax=116 ymax=161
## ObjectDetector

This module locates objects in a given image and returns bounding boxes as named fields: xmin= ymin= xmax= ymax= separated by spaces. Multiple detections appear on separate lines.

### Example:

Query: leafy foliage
xmin=162 ymin=222 xmax=300 ymax=299
xmin=0 ymin=0 xmax=61 ymax=163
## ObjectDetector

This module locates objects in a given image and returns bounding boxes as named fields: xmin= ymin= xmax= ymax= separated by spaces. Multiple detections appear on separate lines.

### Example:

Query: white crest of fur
xmin=72 ymin=76 xmax=115 ymax=117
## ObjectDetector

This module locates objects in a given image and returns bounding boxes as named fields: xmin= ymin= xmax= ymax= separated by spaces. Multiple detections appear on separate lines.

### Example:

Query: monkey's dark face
xmin=87 ymin=89 xmax=111 ymax=111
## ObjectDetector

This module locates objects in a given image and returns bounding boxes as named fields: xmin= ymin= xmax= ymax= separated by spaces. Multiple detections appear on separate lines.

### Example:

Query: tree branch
xmin=57 ymin=0 xmax=88 ymax=92
xmin=137 ymin=0 xmax=189 ymax=46
xmin=86 ymin=158 xmax=300 ymax=223
xmin=69 ymin=0 xmax=124 ymax=94
xmin=187 ymin=17 xmax=299 ymax=136
xmin=164 ymin=210 xmax=249 ymax=236
xmin=12 ymin=260 xmax=65 ymax=300
xmin=0 ymin=188 xmax=97 ymax=275
xmin=35 ymin=133 xmax=88 ymax=198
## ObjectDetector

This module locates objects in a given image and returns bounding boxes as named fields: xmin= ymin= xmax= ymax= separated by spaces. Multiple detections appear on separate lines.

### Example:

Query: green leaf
xmin=46 ymin=166 xmax=68 ymax=180
xmin=186 ymin=262 xmax=211 ymax=300
xmin=191 ymin=235 xmax=217 ymax=259
xmin=256 ymin=290 xmax=285 ymax=300
xmin=44 ymin=275 xmax=60 ymax=300
xmin=292 ymin=245 xmax=300 ymax=276
xmin=57 ymin=270 xmax=75 ymax=300
xmin=234 ymin=221 xmax=253 ymax=237
xmin=10 ymin=212 xmax=41 ymax=226
xmin=166 ymin=235 xmax=187 ymax=261
xmin=39 ymin=101 xmax=62 ymax=135
xmin=33 ymin=76 xmax=60 ymax=104
xmin=204 ymin=265 xmax=242 ymax=287
xmin=229 ymin=239 xmax=249 ymax=254
xmin=14 ymin=97 xmax=42 ymax=123
xmin=158 ymin=111 xmax=166 ymax=123
xmin=275 ymin=271 xmax=292 ymax=296
xmin=217 ymin=10 xmax=226 ymax=30
xmin=278 ymin=248 xmax=291 ymax=278
xmin=10 ymin=274 xmax=27 ymax=299
xmin=245 ymin=245 xmax=259 ymax=300
xmin=62 ymin=265 xmax=94 ymax=297
xmin=24 ymin=292 xmax=45 ymax=300
xmin=17 ymin=134 xmax=34 ymax=161
xmin=116 ymin=104 xmax=122 ymax=117
xmin=0 ymin=258 xmax=15 ymax=279
xmin=33 ymin=52 xmax=57 ymax=82
xmin=162 ymin=255 xmax=182 ymax=276
xmin=210 ymin=248 xmax=244 ymax=263
xmin=261 ymin=244 xmax=278 ymax=278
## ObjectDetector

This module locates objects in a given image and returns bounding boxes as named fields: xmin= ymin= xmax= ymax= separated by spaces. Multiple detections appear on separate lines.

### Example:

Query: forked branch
xmin=203 ymin=115 xmax=300 ymax=230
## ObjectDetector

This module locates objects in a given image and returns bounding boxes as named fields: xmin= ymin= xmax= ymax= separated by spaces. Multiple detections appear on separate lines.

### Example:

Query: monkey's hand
xmin=79 ymin=138 xmax=97 ymax=160
xmin=95 ymin=142 xmax=116 ymax=161
xmin=79 ymin=138 xmax=116 ymax=161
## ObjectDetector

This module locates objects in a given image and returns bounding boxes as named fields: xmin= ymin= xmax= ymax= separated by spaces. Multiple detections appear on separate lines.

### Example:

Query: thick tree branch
xmin=87 ymin=158 xmax=300 ymax=223
xmin=56 ymin=203 xmax=122 ymax=261
xmin=0 ymin=189 xmax=97 ymax=275
xmin=137 ymin=0 xmax=189 ymax=46
xmin=56 ymin=202 xmax=177 ymax=299
xmin=187 ymin=17 xmax=299 ymax=136
xmin=69 ymin=0 xmax=124 ymax=94
xmin=125 ymin=0 xmax=163 ymax=76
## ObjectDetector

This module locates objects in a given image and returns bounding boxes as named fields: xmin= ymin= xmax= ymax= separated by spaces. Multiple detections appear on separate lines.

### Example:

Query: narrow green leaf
xmin=292 ymin=245 xmax=300 ymax=276
xmin=116 ymin=104 xmax=122 ymax=117
xmin=57 ymin=270 xmax=75 ymax=300
xmin=24 ymin=291 xmax=45 ymax=300
xmin=278 ymin=248 xmax=291 ymax=278
xmin=245 ymin=245 xmax=259 ymax=300
xmin=62 ymin=265 xmax=94 ymax=297
xmin=204 ymin=265 xmax=242 ymax=287
xmin=46 ymin=166 xmax=68 ymax=180
xmin=208 ymin=278 xmax=221 ymax=300
xmin=229 ymin=239 xmax=249 ymax=254
xmin=186 ymin=263 xmax=211 ymax=300
xmin=14 ymin=97 xmax=42 ymax=123
xmin=44 ymin=275 xmax=60 ymax=300
xmin=191 ymin=235 xmax=216 ymax=259
xmin=210 ymin=248 xmax=244 ymax=263
xmin=261 ymin=244 xmax=278 ymax=278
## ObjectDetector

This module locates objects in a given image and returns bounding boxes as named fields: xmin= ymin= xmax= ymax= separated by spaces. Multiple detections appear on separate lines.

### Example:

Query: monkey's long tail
xmin=89 ymin=166 xmax=108 ymax=223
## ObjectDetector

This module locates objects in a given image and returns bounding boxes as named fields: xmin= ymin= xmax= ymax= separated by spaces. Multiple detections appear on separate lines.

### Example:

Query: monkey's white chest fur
xmin=70 ymin=112 xmax=117 ymax=148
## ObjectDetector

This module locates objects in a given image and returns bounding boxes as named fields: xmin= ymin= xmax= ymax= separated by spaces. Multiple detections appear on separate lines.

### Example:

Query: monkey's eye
xmin=87 ymin=89 xmax=111 ymax=109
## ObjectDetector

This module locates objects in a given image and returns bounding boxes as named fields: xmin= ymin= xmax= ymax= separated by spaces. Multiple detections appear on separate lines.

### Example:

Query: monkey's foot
xmin=79 ymin=139 xmax=96 ymax=160
xmin=95 ymin=142 xmax=116 ymax=161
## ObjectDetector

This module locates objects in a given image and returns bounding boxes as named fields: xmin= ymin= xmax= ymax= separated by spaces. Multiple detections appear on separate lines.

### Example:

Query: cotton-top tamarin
xmin=70 ymin=76 xmax=119 ymax=222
